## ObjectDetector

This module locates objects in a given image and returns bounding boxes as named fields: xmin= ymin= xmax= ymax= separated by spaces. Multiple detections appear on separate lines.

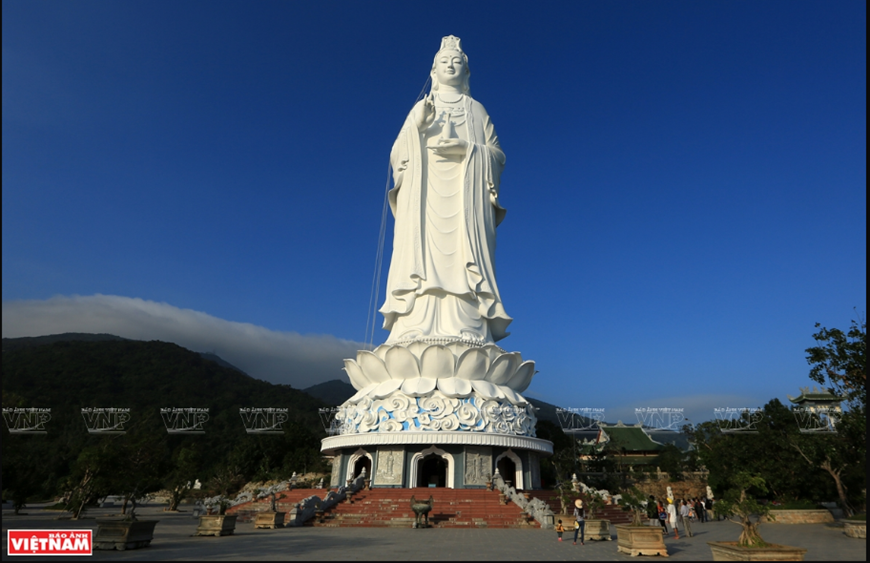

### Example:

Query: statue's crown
xmin=439 ymin=35 xmax=463 ymax=53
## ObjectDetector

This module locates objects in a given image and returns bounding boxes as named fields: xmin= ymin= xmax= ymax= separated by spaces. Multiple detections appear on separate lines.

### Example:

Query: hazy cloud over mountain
xmin=2 ymin=294 xmax=358 ymax=388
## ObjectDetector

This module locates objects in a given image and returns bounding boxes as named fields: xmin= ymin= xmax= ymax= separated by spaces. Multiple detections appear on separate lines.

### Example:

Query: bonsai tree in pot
xmin=620 ymin=487 xmax=650 ymax=527
xmin=708 ymin=472 xmax=807 ymax=560
xmin=714 ymin=472 xmax=770 ymax=546
xmin=615 ymin=487 xmax=667 ymax=556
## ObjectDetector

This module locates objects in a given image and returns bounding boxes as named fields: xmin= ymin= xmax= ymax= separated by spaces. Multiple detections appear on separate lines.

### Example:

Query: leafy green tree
xmin=687 ymin=400 xmax=828 ymax=501
xmin=787 ymin=318 xmax=867 ymax=515
xmin=806 ymin=318 xmax=866 ymax=410
xmin=656 ymin=444 xmax=686 ymax=480
xmin=713 ymin=472 xmax=774 ymax=547
xmin=164 ymin=446 xmax=201 ymax=511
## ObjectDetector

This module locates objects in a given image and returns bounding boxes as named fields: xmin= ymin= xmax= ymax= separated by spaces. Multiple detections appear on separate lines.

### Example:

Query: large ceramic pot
xmin=707 ymin=541 xmax=807 ymax=561
xmin=615 ymin=524 xmax=667 ymax=557
xmin=254 ymin=511 xmax=285 ymax=529
xmin=196 ymin=514 xmax=237 ymax=537
xmin=585 ymin=519 xmax=612 ymax=541
xmin=93 ymin=519 xmax=158 ymax=550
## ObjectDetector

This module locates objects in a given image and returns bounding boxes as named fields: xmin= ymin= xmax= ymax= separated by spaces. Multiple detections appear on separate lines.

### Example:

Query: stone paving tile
xmin=2 ymin=506 xmax=866 ymax=561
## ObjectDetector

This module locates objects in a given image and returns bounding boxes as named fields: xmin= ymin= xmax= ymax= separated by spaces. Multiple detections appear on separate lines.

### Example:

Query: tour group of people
xmin=554 ymin=495 xmax=715 ymax=544
xmin=647 ymin=495 xmax=715 ymax=539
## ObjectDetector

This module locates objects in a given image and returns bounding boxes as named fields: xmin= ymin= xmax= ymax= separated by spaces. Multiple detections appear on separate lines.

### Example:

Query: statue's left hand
xmin=429 ymin=138 xmax=467 ymax=156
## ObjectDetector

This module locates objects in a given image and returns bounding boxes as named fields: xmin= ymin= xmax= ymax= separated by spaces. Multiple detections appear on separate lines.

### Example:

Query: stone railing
xmin=493 ymin=473 xmax=555 ymax=529
xmin=285 ymin=472 xmax=367 ymax=527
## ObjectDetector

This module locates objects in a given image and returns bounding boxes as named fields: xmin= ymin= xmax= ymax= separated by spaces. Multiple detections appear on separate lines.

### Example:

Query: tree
xmin=806 ymin=317 xmax=866 ymax=410
xmin=686 ymin=401 xmax=827 ymax=501
xmin=789 ymin=318 xmax=867 ymax=515
xmin=713 ymin=472 xmax=773 ymax=547
xmin=164 ymin=446 xmax=201 ymax=511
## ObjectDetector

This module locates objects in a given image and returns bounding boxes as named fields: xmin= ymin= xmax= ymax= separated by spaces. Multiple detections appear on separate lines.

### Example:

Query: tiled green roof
xmin=600 ymin=423 xmax=666 ymax=452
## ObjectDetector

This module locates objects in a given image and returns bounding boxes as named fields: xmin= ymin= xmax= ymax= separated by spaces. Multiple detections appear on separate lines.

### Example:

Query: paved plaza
xmin=2 ymin=504 xmax=865 ymax=561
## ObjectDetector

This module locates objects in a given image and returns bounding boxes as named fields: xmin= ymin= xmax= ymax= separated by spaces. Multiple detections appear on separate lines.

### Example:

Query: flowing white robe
xmin=380 ymin=94 xmax=512 ymax=343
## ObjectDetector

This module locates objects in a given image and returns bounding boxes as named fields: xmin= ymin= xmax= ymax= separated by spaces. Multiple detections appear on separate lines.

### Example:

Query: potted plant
xmin=254 ymin=489 xmax=287 ymax=529
xmin=196 ymin=496 xmax=237 ymax=536
xmin=707 ymin=473 xmax=807 ymax=561
xmin=615 ymin=487 xmax=667 ymax=557
xmin=584 ymin=492 xmax=612 ymax=541
xmin=94 ymin=488 xmax=159 ymax=551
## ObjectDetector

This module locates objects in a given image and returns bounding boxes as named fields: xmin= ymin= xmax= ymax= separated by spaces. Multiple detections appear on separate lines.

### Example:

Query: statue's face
xmin=434 ymin=50 xmax=466 ymax=87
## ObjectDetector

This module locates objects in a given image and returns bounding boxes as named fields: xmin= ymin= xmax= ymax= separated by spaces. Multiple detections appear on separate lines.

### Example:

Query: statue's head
xmin=431 ymin=35 xmax=470 ymax=94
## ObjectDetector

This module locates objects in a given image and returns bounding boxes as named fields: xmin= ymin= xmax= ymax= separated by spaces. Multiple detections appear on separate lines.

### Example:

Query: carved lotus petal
xmin=455 ymin=348 xmax=489 ymax=380
xmin=471 ymin=379 xmax=504 ymax=399
xmin=384 ymin=346 xmax=420 ymax=379
xmin=370 ymin=379 xmax=403 ymax=400
xmin=348 ymin=383 xmax=377 ymax=403
xmin=420 ymin=345 xmax=455 ymax=379
xmin=402 ymin=377 xmax=437 ymax=396
xmin=357 ymin=351 xmax=391 ymax=384
xmin=372 ymin=344 xmax=391 ymax=361
xmin=505 ymin=360 xmax=535 ymax=393
xmin=405 ymin=340 xmax=430 ymax=358
xmin=499 ymin=386 xmax=526 ymax=405
xmin=437 ymin=377 xmax=472 ymax=397
xmin=486 ymin=353 xmax=520 ymax=386
xmin=344 ymin=359 xmax=369 ymax=390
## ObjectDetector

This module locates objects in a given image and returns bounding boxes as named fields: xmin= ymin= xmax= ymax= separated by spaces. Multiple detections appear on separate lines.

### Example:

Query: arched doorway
xmin=346 ymin=448 xmax=374 ymax=483
xmin=353 ymin=456 xmax=372 ymax=479
xmin=417 ymin=454 xmax=447 ymax=488
xmin=409 ymin=445 xmax=455 ymax=488
xmin=495 ymin=449 xmax=524 ymax=489
xmin=497 ymin=457 xmax=516 ymax=485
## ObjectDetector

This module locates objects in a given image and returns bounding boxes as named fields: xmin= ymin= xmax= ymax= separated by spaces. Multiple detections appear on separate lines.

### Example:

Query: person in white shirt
xmin=679 ymin=499 xmax=693 ymax=537
xmin=666 ymin=498 xmax=679 ymax=539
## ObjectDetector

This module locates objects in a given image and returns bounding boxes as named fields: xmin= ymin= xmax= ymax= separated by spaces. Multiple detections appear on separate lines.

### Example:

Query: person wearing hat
xmin=572 ymin=499 xmax=587 ymax=545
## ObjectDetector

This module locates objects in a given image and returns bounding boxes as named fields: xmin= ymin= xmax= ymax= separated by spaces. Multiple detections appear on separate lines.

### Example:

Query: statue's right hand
xmin=396 ymin=159 xmax=409 ymax=172
xmin=414 ymin=94 xmax=435 ymax=131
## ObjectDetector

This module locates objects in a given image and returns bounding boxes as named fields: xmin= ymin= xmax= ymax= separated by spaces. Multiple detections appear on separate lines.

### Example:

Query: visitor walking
xmin=667 ymin=498 xmax=679 ymax=539
xmin=695 ymin=498 xmax=706 ymax=523
xmin=656 ymin=499 xmax=669 ymax=535
xmin=555 ymin=520 xmax=564 ymax=541
xmin=573 ymin=499 xmax=586 ymax=545
xmin=680 ymin=500 xmax=693 ymax=537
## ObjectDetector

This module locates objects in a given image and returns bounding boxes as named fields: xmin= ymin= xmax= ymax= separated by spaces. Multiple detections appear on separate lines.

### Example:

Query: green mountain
xmin=303 ymin=379 xmax=356 ymax=406
xmin=2 ymin=336 xmax=329 ymax=503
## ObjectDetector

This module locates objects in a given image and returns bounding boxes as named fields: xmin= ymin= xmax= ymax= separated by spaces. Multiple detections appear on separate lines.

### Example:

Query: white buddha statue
xmin=380 ymin=35 xmax=512 ymax=345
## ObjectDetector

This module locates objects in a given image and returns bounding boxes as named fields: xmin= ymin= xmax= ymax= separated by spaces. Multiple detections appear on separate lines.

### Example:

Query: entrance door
xmin=353 ymin=456 xmax=372 ymax=479
xmin=417 ymin=454 xmax=447 ymax=488
xmin=497 ymin=457 xmax=517 ymax=486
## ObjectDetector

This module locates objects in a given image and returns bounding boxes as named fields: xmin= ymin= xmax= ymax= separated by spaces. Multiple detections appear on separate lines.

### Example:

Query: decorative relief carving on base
xmin=334 ymin=389 xmax=536 ymax=437
xmin=375 ymin=447 xmax=404 ymax=485
xmin=329 ymin=455 xmax=342 ymax=487
xmin=464 ymin=446 xmax=492 ymax=486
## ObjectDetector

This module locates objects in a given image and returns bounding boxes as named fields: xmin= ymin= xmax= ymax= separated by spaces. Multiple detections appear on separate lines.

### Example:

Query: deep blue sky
xmin=3 ymin=1 xmax=866 ymax=424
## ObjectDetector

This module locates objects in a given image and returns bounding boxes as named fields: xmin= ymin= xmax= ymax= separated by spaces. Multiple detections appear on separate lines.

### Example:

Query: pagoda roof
xmin=787 ymin=386 xmax=844 ymax=404
xmin=598 ymin=421 xmax=667 ymax=452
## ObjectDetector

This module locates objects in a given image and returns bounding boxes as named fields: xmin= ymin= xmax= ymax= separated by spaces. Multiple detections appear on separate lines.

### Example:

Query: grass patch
xmin=845 ymin=513 xmax=866 ymax=521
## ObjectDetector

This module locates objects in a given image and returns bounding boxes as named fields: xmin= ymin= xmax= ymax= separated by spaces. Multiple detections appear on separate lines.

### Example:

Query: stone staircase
xmin=312 ymin=487 xmax=537 ymax=528
xmin=528 ymin=490 xmax=634 ymax=525
xmin=227 ymin=488 xmax=324 ymax=523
